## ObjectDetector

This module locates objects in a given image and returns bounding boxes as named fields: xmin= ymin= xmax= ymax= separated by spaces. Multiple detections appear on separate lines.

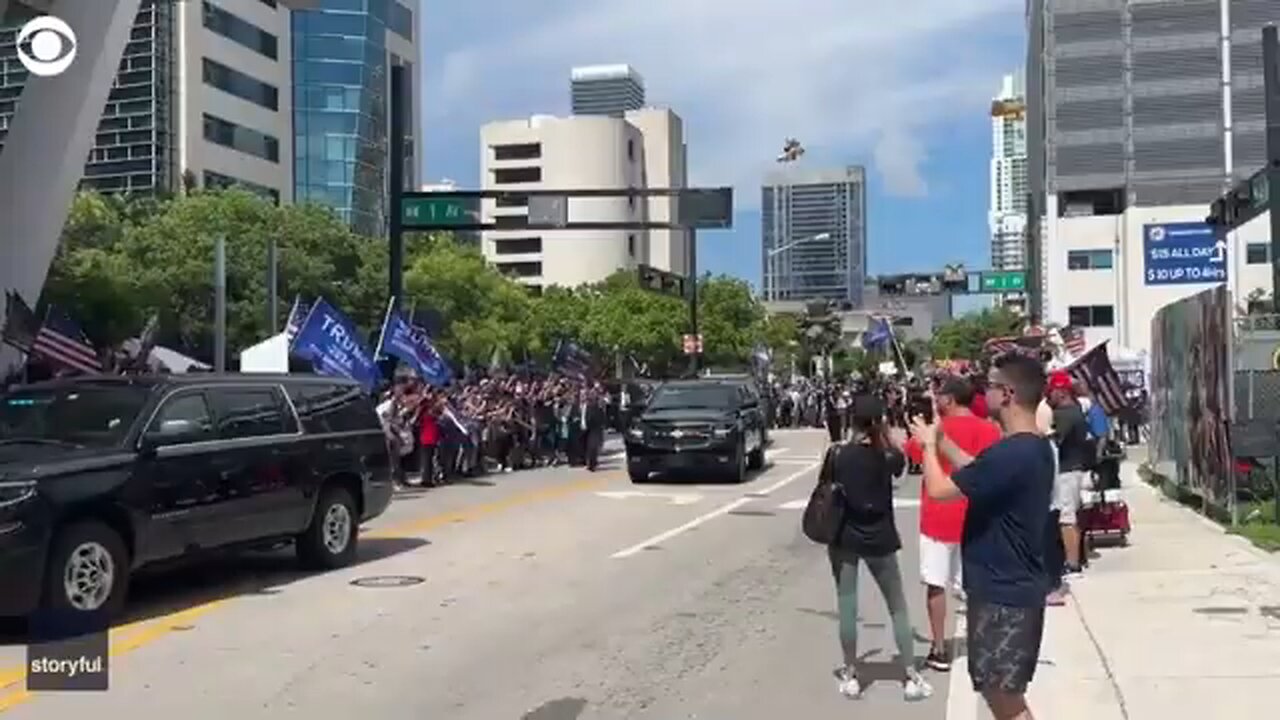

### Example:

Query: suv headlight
xmin=627 ymin=426 xmax=645 ymax=439
xmin=0 ymin=481 xmax=36 ymax=510
xmin=713 ymin=423 xmax=736 ymax=437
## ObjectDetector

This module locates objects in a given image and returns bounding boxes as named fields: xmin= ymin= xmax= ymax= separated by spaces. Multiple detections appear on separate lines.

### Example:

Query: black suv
xmin=0 ymin=374 xmax=394 ymax=620
xmin=624 ymin=380 xmax=767 ymax=483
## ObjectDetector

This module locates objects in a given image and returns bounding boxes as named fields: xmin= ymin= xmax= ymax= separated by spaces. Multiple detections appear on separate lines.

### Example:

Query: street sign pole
xmin=688 ymin=228 xmax=699 ymax=376
xmin=388 ymin=63 xmax=406 ymax=313
xmin=1264 ymin=25 xmax=1280 ymax=312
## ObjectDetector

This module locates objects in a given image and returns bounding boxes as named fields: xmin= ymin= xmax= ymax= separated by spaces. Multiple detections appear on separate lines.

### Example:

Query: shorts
xmin=1052 ymin=470 xmax=1087 ymax=524
xmin=919 ymin=534 xmax=962 ymax=590
xmin=967 ymin=601 xmax=1045 ymax=694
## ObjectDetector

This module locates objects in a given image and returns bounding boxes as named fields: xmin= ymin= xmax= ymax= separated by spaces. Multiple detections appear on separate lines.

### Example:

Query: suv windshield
xmin=0 ymin=385 xmax=150 ymax=448
xmin=648 ymin=384 xmax=738 ymax=410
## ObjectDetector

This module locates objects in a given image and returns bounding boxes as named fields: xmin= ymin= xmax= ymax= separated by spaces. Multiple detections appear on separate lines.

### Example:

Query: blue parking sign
xmin=1142 ymin=222 xmax=1227 ymax=285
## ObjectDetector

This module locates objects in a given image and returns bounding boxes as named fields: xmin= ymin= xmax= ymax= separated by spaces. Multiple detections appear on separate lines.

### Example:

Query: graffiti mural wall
xmin=1149 ymin=285 xmax=1232 ymax=506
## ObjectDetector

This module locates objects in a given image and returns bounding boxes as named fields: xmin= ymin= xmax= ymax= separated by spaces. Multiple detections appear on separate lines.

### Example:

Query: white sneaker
xmin=836 ymin=667 xmax=862 ymax=698
xmin=904 ymin=668 xmax=933 ymax=702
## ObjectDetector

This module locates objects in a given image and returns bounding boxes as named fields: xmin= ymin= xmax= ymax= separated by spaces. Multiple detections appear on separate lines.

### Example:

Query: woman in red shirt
xmin=418 ymin=395 xmax=442 ymax=486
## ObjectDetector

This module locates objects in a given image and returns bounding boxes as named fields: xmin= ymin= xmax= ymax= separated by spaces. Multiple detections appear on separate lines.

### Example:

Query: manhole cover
xmin=350 ymin=575 xmax=425 ymax=588
xmin=1192 ymin=606 xmax=1248 ymax=615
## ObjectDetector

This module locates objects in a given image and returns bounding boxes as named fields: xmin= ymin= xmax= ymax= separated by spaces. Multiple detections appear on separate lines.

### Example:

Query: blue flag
xmin=377 ymin=307 xmax=453 ymax=387
xmin=289 ymin=298 xmax=380 ymax=391
xmin=861 ymin=317 xmax=892 ymax=351
xmin=552 ymin=339 xmax=592 ymax=379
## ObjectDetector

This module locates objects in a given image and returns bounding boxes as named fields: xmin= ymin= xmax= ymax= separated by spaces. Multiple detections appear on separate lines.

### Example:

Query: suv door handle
xmin=324 ymin=441 xmax=343 ymax=451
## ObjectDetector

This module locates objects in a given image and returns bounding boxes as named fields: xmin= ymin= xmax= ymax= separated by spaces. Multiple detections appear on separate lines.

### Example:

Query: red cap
xmin=1047 ymin=371 xmax=1074 ymax=391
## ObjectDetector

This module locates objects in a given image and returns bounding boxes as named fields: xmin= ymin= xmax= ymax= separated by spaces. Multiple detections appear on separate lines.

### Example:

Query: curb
xmin=1130 ymin=466 xmax=1280 ymax=578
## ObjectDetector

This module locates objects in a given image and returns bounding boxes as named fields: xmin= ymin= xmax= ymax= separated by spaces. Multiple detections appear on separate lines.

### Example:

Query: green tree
xmin=402 ymin=237 xmax=535 ymax=364
xmin=579 ymin=271 xmax=686 ymax=373
xmin=929 ymin=306 xmax=1023 ymax=360
xmin=696 ymin=275 xmax=766 ymax=369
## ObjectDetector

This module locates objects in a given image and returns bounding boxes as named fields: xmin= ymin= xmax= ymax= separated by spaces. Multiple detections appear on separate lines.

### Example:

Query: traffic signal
xmin=637 ymin=264 xmax=686 ymax=297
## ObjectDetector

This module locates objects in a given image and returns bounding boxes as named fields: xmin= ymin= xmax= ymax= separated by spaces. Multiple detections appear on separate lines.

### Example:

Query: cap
xmin=1047 ymin=371 xmax=1074 ymax=391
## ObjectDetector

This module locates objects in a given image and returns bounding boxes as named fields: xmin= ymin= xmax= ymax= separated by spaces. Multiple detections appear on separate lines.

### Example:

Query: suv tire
xmin=729 ymin=441 xmax=748 ymax=483
xmin=297 ymin=486 xmax=359 ymax=570
xmin=629 ymin=467 xmax=649 ymax=483
xmin=43 ymin=521 xmax=130 ymax=620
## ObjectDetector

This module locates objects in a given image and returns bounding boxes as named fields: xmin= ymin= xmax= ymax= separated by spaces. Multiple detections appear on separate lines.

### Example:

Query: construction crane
xmin=990 ymin=98 xmax=1026 ymax=119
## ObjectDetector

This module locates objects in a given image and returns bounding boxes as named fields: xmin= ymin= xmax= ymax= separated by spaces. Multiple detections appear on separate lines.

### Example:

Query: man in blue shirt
xmin=911 ymin=353 xmax=1055 ymax=720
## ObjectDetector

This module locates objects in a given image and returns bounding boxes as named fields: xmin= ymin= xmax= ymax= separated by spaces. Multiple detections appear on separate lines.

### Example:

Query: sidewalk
xmin=948 ymin=460 xmax=1280 ymax=719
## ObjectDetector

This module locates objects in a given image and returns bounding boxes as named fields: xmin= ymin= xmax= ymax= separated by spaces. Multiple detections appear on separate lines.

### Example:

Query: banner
xmin=376 ymin=305 xmax=453 ymax=387
xmin=290 ymin=298 xmax=380 ymax=391
xmin=553 ymin=339 xmax=592 ymax=379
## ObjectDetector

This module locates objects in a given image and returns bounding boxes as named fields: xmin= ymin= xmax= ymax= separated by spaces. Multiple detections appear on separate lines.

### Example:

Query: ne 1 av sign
xmin=1142 ymin=222 xmax=1227 ymax=286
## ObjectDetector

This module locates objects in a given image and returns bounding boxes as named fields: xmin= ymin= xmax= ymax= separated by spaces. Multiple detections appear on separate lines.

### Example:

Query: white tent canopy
xmin=239 ymin=332 xmax=290 ymax=373
xmin=120 ymin=338 xmax=210 ymax=373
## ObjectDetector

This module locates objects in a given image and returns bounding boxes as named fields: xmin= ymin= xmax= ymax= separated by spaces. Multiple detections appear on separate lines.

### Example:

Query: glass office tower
xmin=291 ymin=0 xmax=400 ymax=237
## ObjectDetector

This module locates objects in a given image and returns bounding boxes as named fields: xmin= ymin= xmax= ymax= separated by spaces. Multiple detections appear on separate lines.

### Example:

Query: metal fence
xmin=1149 ymin=286 xmax=1233 ymax=513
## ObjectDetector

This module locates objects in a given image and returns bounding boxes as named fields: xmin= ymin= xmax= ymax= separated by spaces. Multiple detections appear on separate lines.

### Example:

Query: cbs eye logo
xmin=16 ymin=16 xmax=77 ymax=78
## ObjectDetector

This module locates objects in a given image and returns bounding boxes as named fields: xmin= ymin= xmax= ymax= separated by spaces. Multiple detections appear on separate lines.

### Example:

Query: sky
xmin=418 ymin=0 xmax=1026 ymax=308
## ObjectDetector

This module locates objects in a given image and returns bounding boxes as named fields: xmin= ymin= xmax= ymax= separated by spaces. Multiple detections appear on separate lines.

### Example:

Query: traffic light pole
xmin=388 ymin=64 xmax=406 ymax=312
xmin=688 ymin=229 xmax=699 ymax=375
xmin=1264 ymin=25 xmax=1280 ymax=312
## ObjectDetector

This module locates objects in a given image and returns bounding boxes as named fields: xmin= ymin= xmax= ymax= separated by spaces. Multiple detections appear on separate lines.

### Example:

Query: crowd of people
xmin=811 ymin=355 xmax=1126 ymax=720
xmin=373 ymin=372 xmax=645 ymax=486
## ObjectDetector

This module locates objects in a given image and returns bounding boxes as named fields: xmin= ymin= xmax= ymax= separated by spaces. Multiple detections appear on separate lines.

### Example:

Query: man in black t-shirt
xmin=911 ymin=354 xmax=1054 ymax=720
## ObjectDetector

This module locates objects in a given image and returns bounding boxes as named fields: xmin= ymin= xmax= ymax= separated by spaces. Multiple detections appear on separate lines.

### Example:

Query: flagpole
xmin=374 ymin=295 xmax=396 ymax=359
xmin=285 ymin=294 xmax=301 ymax=333
xmin=288 ymin=297 xmax=321 ymax=353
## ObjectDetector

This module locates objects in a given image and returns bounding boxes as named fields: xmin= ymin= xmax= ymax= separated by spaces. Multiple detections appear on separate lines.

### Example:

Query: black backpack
xmin=802 ymin=443 xmax=846 ymax=545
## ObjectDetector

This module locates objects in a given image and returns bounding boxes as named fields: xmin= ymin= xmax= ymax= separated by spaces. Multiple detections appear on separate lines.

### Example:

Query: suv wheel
xmin=747 ymin=434 xmax=765 ymax=470
xmin=44 ymin=521 xmax=130 ymax=619
xmin=729 ymin=442 xmax=747 ymax=483
xmin=297 ymin=486 xmax=359 ymax=570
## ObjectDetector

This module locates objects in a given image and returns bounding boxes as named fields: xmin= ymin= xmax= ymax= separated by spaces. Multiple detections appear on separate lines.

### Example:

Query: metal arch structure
xmin=0 ymin=0 xmax=144 ymax=370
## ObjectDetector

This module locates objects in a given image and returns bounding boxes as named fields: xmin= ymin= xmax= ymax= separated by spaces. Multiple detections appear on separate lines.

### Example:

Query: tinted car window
xmin=286 ymin=383 xmax=377 ymax=434
xmin=1 ymin=384 xmax=151 ymax=448
xmin=146 ymin=391 xmax=216 ymax=442
xmin=647 ymin=384 xmax=738 ymax=410
xmin=212 ymin=388 xmax=291 ymax=438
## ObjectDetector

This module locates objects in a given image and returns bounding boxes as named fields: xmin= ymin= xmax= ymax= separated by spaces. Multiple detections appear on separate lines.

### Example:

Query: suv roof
xmin=10 ymin=373 xmax=365 ymax=392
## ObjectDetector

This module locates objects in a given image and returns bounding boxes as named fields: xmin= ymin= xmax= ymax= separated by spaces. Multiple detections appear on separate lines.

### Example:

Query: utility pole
xmin=387 ymin=63 xmax=406 ymax=312
xmin=688 ymin=228 xmax=699 ymax=375
xmin=1264 ymin=25 xmax=1280 ymax=311
xmin=214 ymin=235 xmax=226 ymax=372
xmin=266 ymin=238 xmax=278 ymax=333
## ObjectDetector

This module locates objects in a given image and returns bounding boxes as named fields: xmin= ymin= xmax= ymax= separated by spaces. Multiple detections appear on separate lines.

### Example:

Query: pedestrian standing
xmin=911 ymin=354 xmax=1055 ymax=720
xmin=826 ymin=393 xmax=933 ymax=702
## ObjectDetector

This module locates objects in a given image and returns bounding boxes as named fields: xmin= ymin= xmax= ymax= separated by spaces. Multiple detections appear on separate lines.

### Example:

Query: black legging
xmin=826 ymin=413 xmax=843 ymax=443
xmin=1045 ymin=509 xmax=1065 ymax=591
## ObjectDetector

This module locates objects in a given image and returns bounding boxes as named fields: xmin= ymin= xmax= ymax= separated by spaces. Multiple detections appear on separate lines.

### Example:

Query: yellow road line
xmin=0 ymin=474 xmax=609 ymax=713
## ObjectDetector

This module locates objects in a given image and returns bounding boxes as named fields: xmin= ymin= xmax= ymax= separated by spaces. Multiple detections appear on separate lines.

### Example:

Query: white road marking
xmin=611 ymin=462 xmax=819 ymax=559
xmin=777 ymin=497 xmax=922 ymax=510
xmin=946 ymin=610 xmax=976 ymax=720
xmin=595 ymin=490 xmax=703 ymax=506
xmin=746 ymin=463 xmax=821 ymax=497
xmin=767 ymin=447 xmax=791 ymax=458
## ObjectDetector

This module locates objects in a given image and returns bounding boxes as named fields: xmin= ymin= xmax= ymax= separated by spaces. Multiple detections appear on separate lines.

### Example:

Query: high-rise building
xmin=478 ymin=108 xmax=688 ymax=291
xmin=291 ymin=0 xmax=419 ymax=237
xmin=760 ymin=166 xmax=867 ymax=306
xmin=990 ymin=71 xmax=1029 ymax=270
xmin=990 ymin=71 xmax=1029 ymax=310
xmin=1026 ymin=0 xmax=1274 ymax=352
xmin=0 ymin=0 xmax=296 ymax=200
xmin=570 ymin=64 xmax=645 ymax=116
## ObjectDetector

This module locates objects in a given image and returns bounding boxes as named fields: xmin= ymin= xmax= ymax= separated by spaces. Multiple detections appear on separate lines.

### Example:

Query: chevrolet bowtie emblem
xmin=671 ymin=430 xmax=685 ymax=438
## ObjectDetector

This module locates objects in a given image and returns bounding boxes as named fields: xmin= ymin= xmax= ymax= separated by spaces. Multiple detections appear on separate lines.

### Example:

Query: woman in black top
xmin=827 ymin=393 xmax=932 ymax=702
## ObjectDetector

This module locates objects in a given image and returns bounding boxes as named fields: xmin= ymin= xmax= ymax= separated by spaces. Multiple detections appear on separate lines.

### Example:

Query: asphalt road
xmin=0 ymin=429 xmax=954 ymax=719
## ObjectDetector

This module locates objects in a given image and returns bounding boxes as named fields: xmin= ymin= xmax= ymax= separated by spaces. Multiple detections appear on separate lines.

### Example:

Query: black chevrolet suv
xmin=0 ymin=374 xmax=394 ymax=620
xmin=624 ymin=380 xmax=767 ymax=483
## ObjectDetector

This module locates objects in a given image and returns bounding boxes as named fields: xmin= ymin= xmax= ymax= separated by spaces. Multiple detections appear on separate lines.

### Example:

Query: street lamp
xmin=768 ymin=231 xmax=829 ymax=303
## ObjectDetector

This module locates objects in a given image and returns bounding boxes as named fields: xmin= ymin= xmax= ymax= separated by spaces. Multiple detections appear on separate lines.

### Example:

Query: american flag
xmin=33 ymin=306 xmax=101 ymax=374
xmin=284 ymin=298 xmax=310 ymax=341
xmin=1066 ymin=341 xmax=1128 ymax=415
xmin=984 ymin=334 xmax=1045 ymax=358
xmin=1060 ymin=326 xmax=1087 ymax=357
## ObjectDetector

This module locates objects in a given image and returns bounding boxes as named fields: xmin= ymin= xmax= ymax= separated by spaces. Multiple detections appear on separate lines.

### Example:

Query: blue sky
xmin=417 ymin=0 xmax=1025 ymax=302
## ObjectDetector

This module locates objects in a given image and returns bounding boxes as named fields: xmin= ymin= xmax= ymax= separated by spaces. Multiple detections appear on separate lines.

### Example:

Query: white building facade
xmin=478 ymin=108 xmax=689 ymax=291
xmin=990 ymin=71 xmax=1029 ymax=309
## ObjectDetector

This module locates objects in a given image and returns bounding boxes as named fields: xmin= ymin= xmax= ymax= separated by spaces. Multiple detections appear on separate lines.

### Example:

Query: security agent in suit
xmin=576 ymin=388 xmax=608 ymax=471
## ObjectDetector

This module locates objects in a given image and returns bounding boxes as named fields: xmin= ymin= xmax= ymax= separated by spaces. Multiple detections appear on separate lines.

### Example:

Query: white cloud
xmin=425 ymin=0 xmax=1022 ymax=206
